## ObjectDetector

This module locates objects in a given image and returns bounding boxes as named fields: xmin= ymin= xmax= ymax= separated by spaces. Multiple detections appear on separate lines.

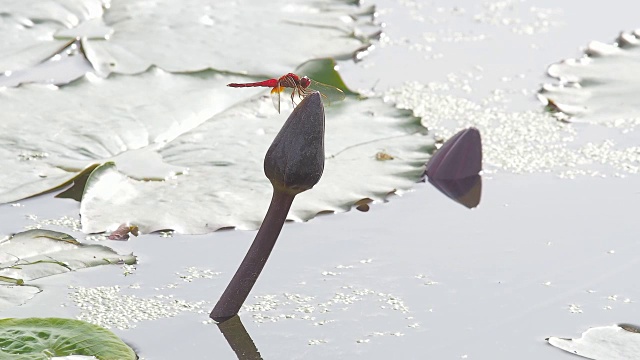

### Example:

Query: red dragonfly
xmin=228 ymin=73 xmax=346 ymax=113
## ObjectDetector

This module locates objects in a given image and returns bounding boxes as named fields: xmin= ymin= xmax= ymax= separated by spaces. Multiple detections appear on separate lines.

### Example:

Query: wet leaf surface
xmin=0 ymin=317 xmax=136 ymax=359
xmin=79 ymin=95 xmax=432 ymax=234
xmin=548 ymin=325 xmax=640 ymax=359
xmin=0 ymin=0 xmax=369 ymax=76
xmin=0 ymin=229 xmax=135 ymax=310
xmin=540 ymin=30 xmax=640 ymax=125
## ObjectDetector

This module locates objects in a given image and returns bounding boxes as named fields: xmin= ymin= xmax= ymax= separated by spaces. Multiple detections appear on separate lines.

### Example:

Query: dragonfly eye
xmin=300 ymin=76 xmax=311 ymax=88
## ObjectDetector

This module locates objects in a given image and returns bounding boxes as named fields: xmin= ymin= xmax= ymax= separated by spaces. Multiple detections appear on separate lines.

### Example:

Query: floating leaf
xmin=0 ymin=68 xmax=241 ymax=203
xmin=539 ymin=30 xmax=640 ymax=124
xmin=0 ymin=0 xmax=370 ymax=76
xmin=0 ymin=285 xmax=41 ymax=311
xmin=297 ymin=58 xmax=358 ymax=95
xmin=0 ymin=229 xmax=135 ymax=310
xmin=0 ymin=229 xmax=136 ymax=282
xmin=80 ymin=96 xmax=433 ymax=234
xmin=548 ymin=324 xmax=640 ymax=359
xmin=0 ymin=62 xmax=432 ymax=234
xmin=0 ymin=317 xmax=136 ymax=359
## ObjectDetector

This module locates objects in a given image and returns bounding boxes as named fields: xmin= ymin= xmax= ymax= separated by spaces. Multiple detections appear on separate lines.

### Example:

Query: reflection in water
xmin=217 ymin=315 xmax=263 ymax=360
xmin=428 ymin=175 xmax=482 ymax=208
xmin=425 ymin=127 xmax=483 ymax=208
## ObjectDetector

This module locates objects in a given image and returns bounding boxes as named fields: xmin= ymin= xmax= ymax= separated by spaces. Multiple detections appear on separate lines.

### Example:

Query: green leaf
xmin=296 ymin=58 xmax=358 ymax=95
xmin=0 ymin=317 xmax=136 ymax=360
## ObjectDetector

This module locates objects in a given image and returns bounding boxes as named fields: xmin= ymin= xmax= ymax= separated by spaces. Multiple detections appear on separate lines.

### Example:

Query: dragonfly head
xmin=300 ymin=76 xmax=311 ymax=89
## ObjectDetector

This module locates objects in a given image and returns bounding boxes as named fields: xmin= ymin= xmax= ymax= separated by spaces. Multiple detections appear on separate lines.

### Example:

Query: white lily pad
xmin=0 ymin=285 xmax=41 ymax=311
xmin=539 ymin=30 xmax=640 ymax=124
xmin=0 ymin=229 xmax=134 ymax=311
xmin=548 ymin=324 xmax=640 ymax=359
xmin=0 ymin=229 xmax=135 ymax=283
xmin=0 ymin=0 xmax=369 ymax=76
xmin=0 ymin=68 xmax=244 ymax=203
xmin=0 ymin=317 xmax=136 ymax=359
xmin=0 ymin=60 xmax=432 ymax=234
xmin=80 ymin=96 xmax=432 ymax=234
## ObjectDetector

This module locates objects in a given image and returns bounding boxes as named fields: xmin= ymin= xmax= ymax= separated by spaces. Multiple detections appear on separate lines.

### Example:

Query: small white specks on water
xmin=624 ymin=298 xmax=632 ymax=303
xmin=308 ymin=339 xmax=327 ymax=346
xmin=385 ymin=79 xmax=640 ymax=176
xmin=10 ymin=203 xmax=23 ymax=207
xmin=608 ymin=295 xmax=618 ymax=301
xmin=408 ymin=323 xmax=420 ymax=328
xmin=85 ymin=234 xmax=108 ymax=241
xmin=24 ymin=215 xmax=81 ymax=232
xmin=603 ymin=306 xmax=613 ymax=310
xmin=69 ymin=286 xmax=206 ymax=329
xmin=607 ymin=250 xmax=615 ymax=254
xmin=356 ymin=339 xmax=370 ymax=344
xmin=359 ymin=259 xmax=373 ymax=264
xmin=122 ymin=264 xmax=136 ymax=276
xmin=176 ymin=267 xmax=221 ymax=282
xmin=313 ymin=320 xmax=335 ymax=326
xmin=586 ymin=290 xmax=597 ymax=294
xmin=322 ymin=271 xmax=340 ymax=276
xmin=335 ymin=265 xmax=354 ymax=269
xmin=542 ymin=281 xmax=551 ymax=286
xmin=569 ymin=304 xmax=583 ymax=314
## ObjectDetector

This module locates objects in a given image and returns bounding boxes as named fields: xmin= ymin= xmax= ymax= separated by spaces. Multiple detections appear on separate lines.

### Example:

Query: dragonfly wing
xmin=308 ymin=80 xmax=346 ymax=105
xmin=270 ymin=86 xmax=283 ymax=113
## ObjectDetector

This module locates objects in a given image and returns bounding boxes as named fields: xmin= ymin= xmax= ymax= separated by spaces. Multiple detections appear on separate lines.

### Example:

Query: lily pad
xmin=0 ymin=0 xmax=370 ymax=76
xmin=0 ymin=68 xmax=243 ymax=203
xmin=539 ymin=30 xmax=640 ymax=124
xmin=0 ymin=229 xmax=135 ymax=282
xmin=0 ymin=60 xmax=432 ymax=234
xmin=0 ymin=317 xmax=136 ymax=359
xmin=0 ymin=229 xmax=135 ymax=310
xmin=80 ymin=95 xmax=432 ymax=234
xmin=548 ymin=324 xmax=640 ymax=359
xmin=0 ymin=285 xmax=41 ymax=311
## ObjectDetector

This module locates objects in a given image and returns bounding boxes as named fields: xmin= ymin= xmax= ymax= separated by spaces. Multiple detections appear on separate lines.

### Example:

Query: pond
xmin=0 ymin=0 xmax=639 ymax=359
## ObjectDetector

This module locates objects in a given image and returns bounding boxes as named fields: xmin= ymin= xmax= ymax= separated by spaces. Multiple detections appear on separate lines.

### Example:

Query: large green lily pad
xmin=0 ymin=317 xmax=136 ymax=359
